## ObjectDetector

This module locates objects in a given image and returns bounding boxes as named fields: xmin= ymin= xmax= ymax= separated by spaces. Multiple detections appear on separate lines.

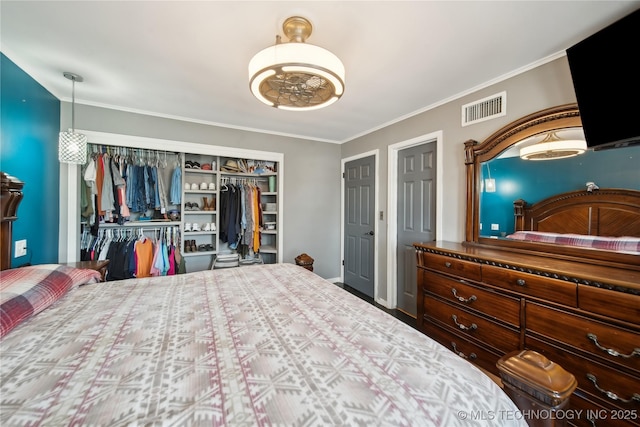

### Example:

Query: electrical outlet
xmin=15 ymin=239 xmax=27 ymax=257
xmin=491 ymin=224 xmax=500 ymax=231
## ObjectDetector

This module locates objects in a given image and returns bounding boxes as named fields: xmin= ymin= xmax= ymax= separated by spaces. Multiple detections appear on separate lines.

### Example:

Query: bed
xmin=508 ymin=188 xmax=640 ymax=255
xmin=0 ymin=173 xmax=525 ymax=426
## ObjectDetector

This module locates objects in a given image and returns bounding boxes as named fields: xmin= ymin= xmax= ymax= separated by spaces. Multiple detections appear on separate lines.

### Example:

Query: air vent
xmin=462 ymin=91 xmax=506 ymax=126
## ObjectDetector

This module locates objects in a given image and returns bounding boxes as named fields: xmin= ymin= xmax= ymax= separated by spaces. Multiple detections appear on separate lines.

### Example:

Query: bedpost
xmin=1 ymin=172 xmax=25 ymax=270
xmin=513 ymin=199 xmax=526 ymax=232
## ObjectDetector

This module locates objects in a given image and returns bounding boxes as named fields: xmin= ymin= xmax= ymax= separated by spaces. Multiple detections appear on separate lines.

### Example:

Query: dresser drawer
xmin=526 ymin=302 xmax=640 ymax=375
xmin=419 ymin=251 xmax=481 ymax=282
xmin=420 ymin=320 xmax=503 ymax=376
xmin=420 ymin=270 xmax=521 ymax=327
xmin=423 ymin=294 xmax=520 ymax=353
xmin=526 ymin=337 xmax=640 ymax=412
xmin=482 ymin=264 xmax=577 ymax=307
xmin=579 ymin=284 xmax=640 ymax=325
xmin=569 ymin=391 xmax=640 ymax=427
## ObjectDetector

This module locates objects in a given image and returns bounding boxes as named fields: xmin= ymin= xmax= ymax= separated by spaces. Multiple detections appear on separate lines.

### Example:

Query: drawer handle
xmin=451 ymin=342 xmax=477 ymax=360
xmin=516 ymin=278 xmax=526 ymax=286
xmin=451 ymin=314 xmax=477 ymax=331
xmin=587 ymin=333 xmax=640 ymax=359
xmin=444 ymin=261 xmax=452 ymax=268
xmin=586 ymin=373 xmax=640 ymax=403
xmin=451 ymin=288 xmax=477 ymax=304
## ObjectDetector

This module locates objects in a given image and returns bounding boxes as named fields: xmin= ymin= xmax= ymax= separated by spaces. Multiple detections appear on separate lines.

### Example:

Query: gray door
xmin=344 ymin=155 xmax=375 ymax=298
xmin=397 ymin=142 xmax=436 ymax=315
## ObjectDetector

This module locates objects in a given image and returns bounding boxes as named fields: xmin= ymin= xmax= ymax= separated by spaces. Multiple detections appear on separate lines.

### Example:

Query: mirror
xmin=464 ymin=103 xmax=640 ymax=267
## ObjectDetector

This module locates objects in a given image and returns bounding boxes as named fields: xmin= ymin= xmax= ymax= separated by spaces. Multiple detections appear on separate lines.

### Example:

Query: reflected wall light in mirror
xmin=519 ymin=130 xmax=586 ymax=160
xmin=484 ymin=163 xmax=496 ymax=192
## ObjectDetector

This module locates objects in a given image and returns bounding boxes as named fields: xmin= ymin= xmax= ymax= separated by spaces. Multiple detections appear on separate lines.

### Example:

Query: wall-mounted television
xmin=566 ymin=8 xmax=640 ymax=151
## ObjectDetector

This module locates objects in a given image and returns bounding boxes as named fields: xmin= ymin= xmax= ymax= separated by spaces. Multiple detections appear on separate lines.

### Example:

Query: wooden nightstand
xmin=63 ymin=260 xmax=110 ymax=282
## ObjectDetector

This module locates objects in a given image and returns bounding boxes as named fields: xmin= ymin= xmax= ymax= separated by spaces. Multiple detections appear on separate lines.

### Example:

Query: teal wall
xmin=1 ymin=53 xmax=61 ymax=266
xmin=480 ymin=145 xmax=640 ymax=236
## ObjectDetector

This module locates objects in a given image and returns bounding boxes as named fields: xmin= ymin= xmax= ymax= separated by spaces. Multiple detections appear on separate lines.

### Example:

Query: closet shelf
xmin=184 ymin=190 xmax=217 ymax=194
xmin=183 ymin=250 xmax=216 ymax=257
xmin=184 ymin=169 xmax=216 ymax=175
xmin=183 ymin=231 xmax=217 ymax=236
xmin=220 ymin=172 xmax=276 ymax=178
xmin=183 ymin=210 xmax=217 ymax=215
xmin=100 ymin=221 xmax=182 ymax=228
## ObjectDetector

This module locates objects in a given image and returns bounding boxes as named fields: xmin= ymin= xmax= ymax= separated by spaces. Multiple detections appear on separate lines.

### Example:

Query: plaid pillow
xmin=0 ymin=264 xmax=101 ymax=338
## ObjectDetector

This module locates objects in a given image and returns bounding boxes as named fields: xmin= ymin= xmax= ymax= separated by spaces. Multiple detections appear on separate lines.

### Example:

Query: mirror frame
xmin=463 ymin=103 xmax=639 ymax=268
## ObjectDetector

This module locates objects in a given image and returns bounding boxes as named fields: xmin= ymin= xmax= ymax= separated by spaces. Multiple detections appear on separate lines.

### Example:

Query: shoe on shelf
xmin=185 ymin=160 xmax=193 ymax=169
xmin=208 ymin=182 xmax=216 ymax=190
xmin=199 ymin=182 xmax=208 ymax=190
xmin=192 ymin=223 xmax=200 ymax=232
xmin=190 ymin=183 xmax=199 ymax=190
xmin=184 ymin=223 xmax=192 ymax=232
xmin=184 ymin=182 xmax=191 ymax=190
xmin=203 ymin=223 xmax=211 ymax=232
xmin=211 ymin=223 xmax=217 ymax=231
xmin=191 ymin=202 xmax=200 ymax=211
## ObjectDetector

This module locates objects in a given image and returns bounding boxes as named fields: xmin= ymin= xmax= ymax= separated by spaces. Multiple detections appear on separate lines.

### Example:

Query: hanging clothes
xmin=135 ymin=236 xmax=154 ymax=278
xmin=170 ymin=166 xmax=182 ymax=205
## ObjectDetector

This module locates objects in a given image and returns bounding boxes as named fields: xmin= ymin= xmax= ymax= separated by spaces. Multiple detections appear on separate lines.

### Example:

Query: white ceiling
xmin=2 ymin=1 xmax=639 ymax=144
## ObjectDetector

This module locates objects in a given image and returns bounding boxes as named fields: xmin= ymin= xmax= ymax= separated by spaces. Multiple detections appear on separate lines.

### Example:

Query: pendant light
xmin=248 ymin=16 xmax=345 ymax=111
xmin=484 ymin=163 xmax=496 ymax=192
xmin=519 ymin=131 xmax=586 ymax=161
xmin=58 ymin=72 xmax=87 ymax=164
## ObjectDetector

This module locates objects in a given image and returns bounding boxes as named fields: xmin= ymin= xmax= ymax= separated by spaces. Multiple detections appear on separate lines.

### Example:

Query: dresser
xmin=414 ymin=241 xmax=640 ymax=427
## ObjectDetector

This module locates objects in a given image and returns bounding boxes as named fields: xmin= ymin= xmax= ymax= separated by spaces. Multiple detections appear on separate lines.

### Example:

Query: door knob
xmin=365 ymin=231 xmax=374 ymax=236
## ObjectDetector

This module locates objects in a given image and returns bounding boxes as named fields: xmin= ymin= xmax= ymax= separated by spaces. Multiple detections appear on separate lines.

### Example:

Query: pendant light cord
xmin=71 ymin=77 xmax=76 ymax=133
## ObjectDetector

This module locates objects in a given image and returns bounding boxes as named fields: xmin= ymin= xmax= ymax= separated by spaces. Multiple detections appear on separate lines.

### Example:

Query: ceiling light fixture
xmin=248 ymin=16 xmax=345 ymax=111
xmin=519 ymin=131 xmax=587 ymax=161
xmin=58 ymin=72 xmax=87 ymax=164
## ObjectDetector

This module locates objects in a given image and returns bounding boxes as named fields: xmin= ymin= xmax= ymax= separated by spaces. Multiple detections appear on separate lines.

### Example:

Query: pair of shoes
xmin=185 ymin=160 xmax=201 ymax=169
xmin=184 ymin=183 xmax=202 ymax=191
xmin=184 ymin=202 xmax=200 ymax=211
xmin=203 ymin=223 xmax=216 ymax=231
xmin=184 ymin=223 xmax=202 ymax=232
xmin=184 ymin=240 xmax=197 ymax=252
xmin=202 ymin=197 xmax=215 ymax=211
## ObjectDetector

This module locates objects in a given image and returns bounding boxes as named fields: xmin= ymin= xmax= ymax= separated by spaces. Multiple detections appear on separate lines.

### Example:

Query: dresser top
xmin=414 ymin=241 xmax=640 ymax=293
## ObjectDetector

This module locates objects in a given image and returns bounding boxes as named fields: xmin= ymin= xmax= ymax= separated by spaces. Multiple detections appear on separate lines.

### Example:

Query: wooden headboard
xmin=513 ymin=188 xmax=640 ymax=237
xmin=1 ymin=172 xmax=25 ymax=271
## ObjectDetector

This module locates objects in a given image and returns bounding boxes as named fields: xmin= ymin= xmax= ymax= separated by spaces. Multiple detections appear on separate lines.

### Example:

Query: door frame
xmin=386 ymin=131 xmax=443 ymax=309
xmin=340 ymin=149 xmax=379 ymax=301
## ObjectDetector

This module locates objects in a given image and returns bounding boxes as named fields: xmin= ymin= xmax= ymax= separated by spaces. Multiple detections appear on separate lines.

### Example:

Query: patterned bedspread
xmin=506 ymin=230 xmax=640 ymax=254
xmin=1 ymin=263 xmax=525 ymax=426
